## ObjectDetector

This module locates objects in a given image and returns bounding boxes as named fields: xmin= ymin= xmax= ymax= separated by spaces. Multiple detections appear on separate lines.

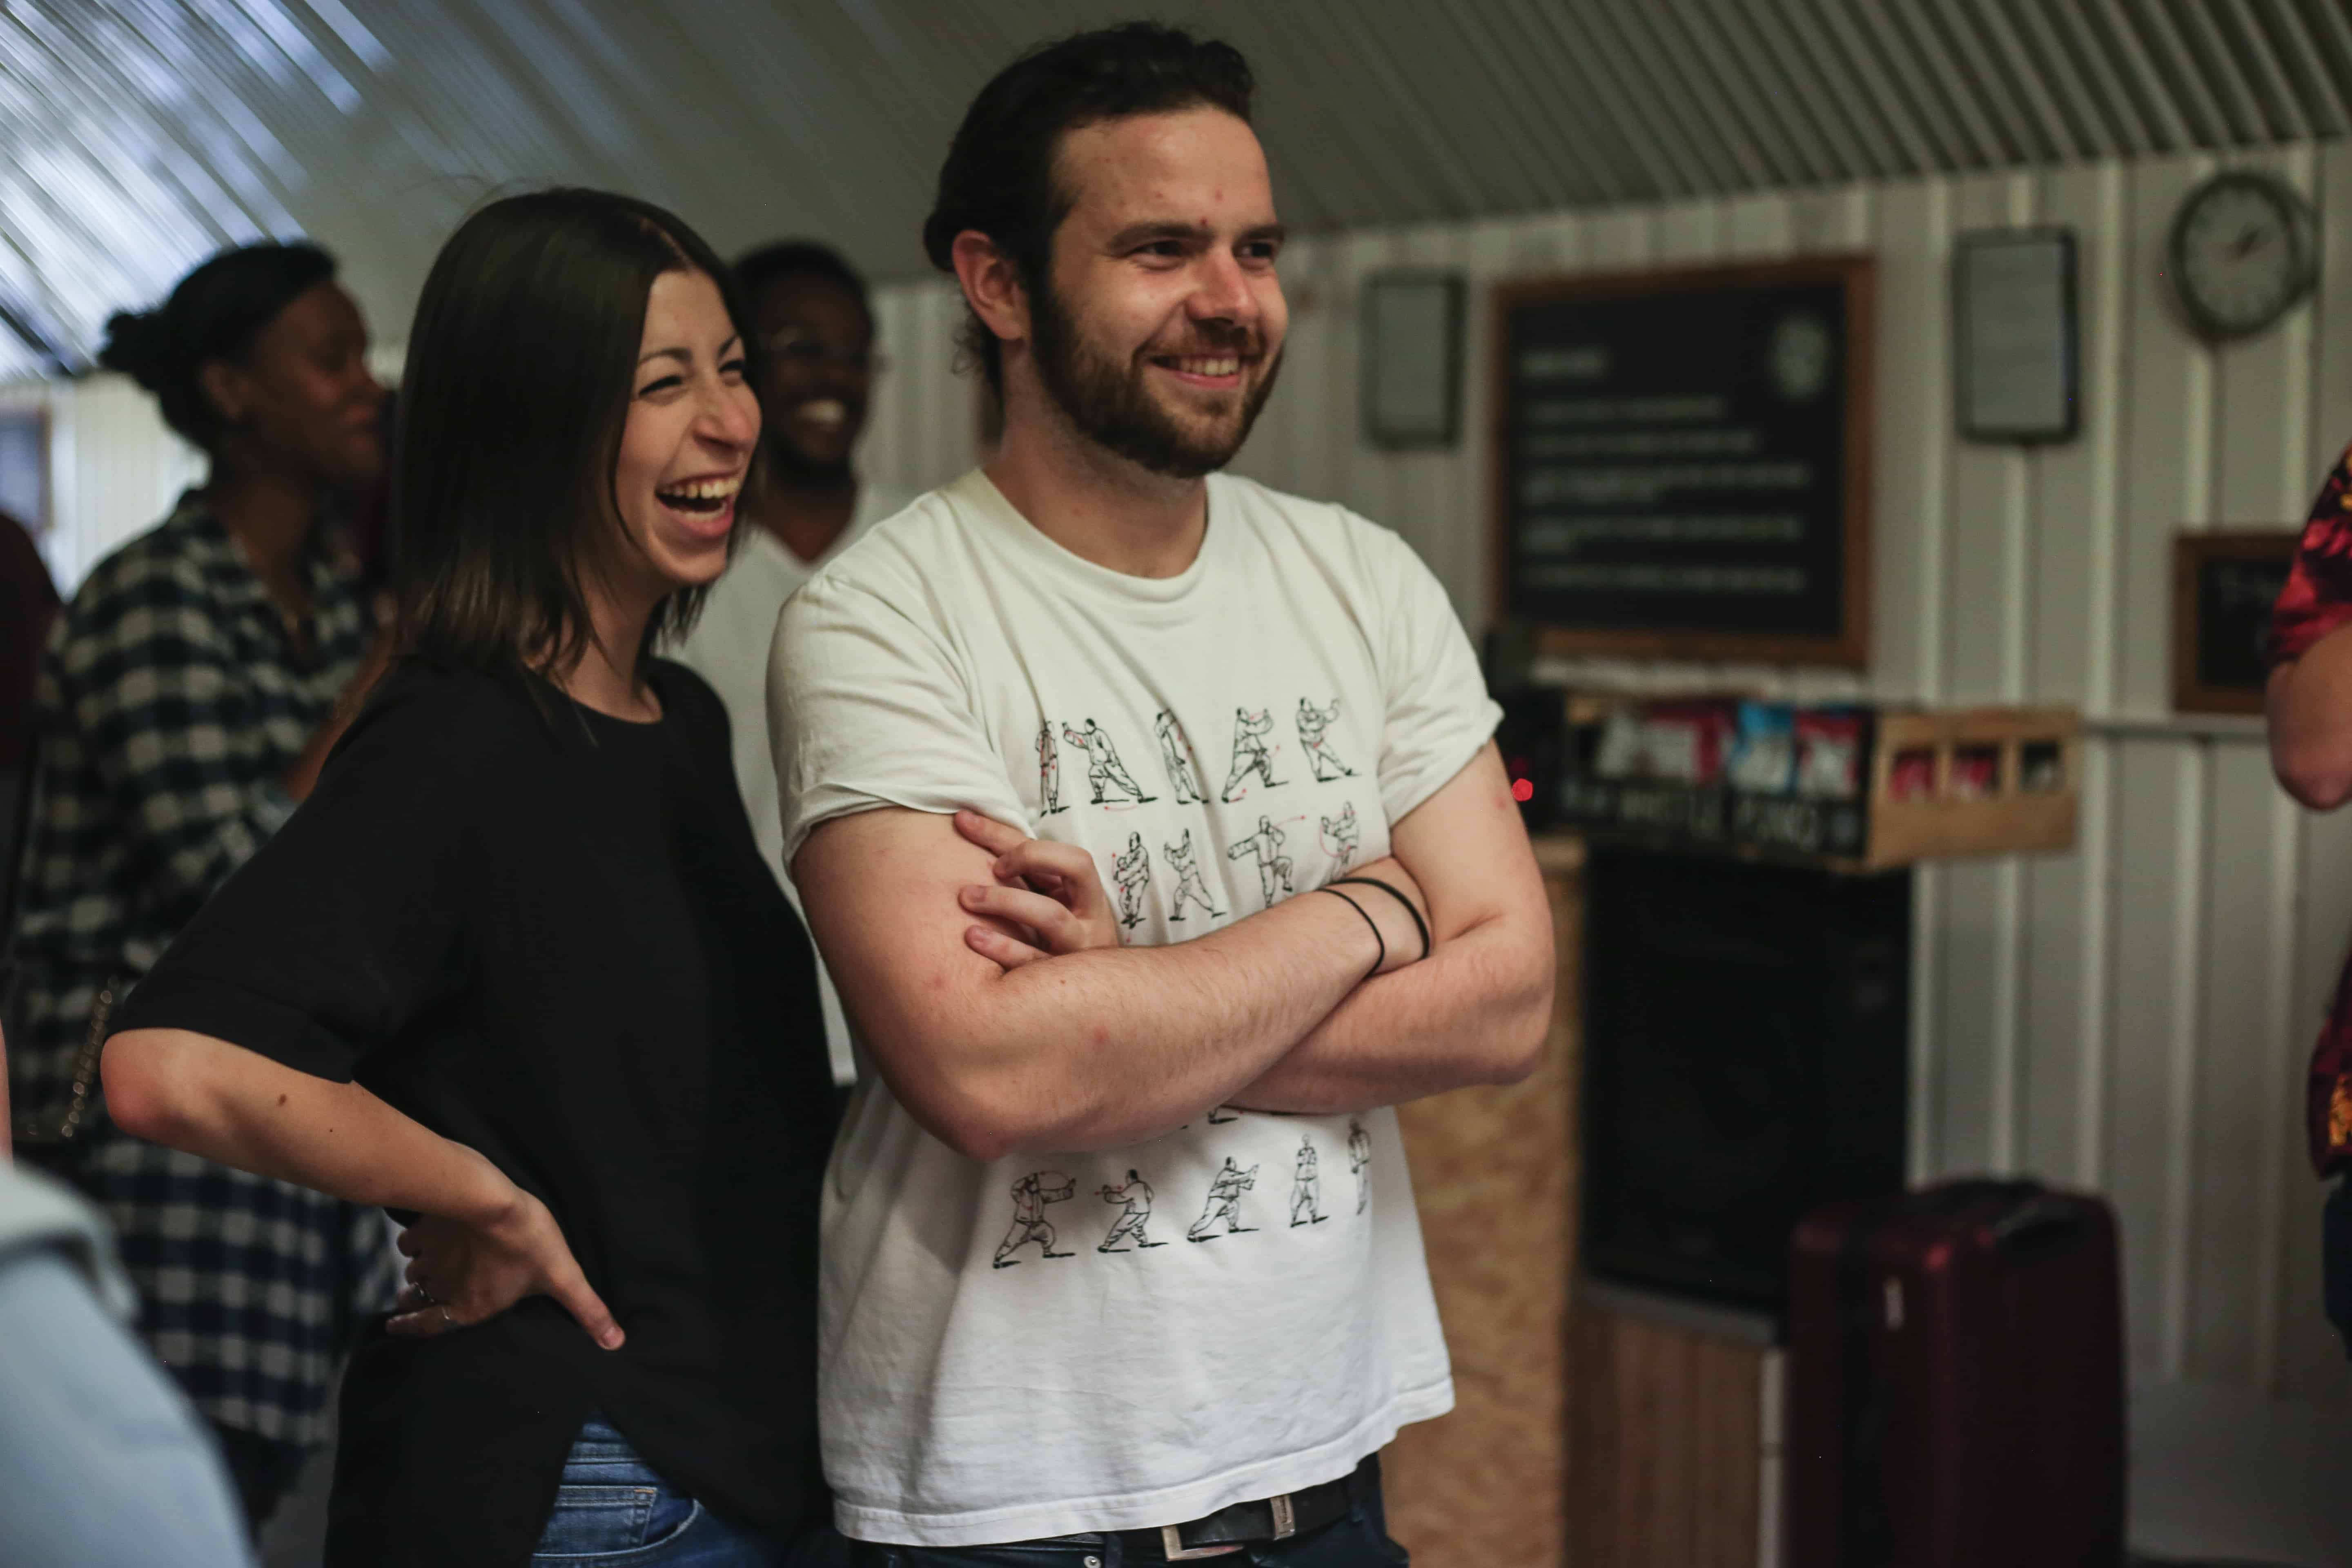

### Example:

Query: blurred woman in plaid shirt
xmin=4 ymin=241 xmax=399 ymax=1534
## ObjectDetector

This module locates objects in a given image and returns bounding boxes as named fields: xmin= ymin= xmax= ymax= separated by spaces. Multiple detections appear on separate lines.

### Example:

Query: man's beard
xmin=1029 ymin=279 xmax=1281 ymax=480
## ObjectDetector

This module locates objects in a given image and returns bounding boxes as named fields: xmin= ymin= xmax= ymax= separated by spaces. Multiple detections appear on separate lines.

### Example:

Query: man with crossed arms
xmin=771 ymin=24 xmax=1552 ymax=1567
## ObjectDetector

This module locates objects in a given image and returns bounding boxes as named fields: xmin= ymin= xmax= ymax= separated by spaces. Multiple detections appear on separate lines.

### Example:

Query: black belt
xmin=1115 ymin=1455 xmax=1375 ymax=1561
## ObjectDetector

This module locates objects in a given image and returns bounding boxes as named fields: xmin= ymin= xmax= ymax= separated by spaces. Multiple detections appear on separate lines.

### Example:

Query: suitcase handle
xmin=1989 ymin=1196 xmax=2086 ymax=1252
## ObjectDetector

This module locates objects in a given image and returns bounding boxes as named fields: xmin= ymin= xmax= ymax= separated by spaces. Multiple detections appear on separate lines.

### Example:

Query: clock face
xmin=2171 ymin=173 xmax=2314 ymax=341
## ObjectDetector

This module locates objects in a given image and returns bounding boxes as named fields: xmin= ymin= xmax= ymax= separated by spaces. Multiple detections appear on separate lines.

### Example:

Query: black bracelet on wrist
xmin=1316 ymin=886 xmax=1385 ymax=982
xmin=1332 ymin=875 xmax=1431 ymax=961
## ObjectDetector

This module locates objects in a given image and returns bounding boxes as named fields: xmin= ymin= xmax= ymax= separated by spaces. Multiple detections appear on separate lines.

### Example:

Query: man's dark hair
xmin=922 ymin=23 xmax=1254 ymax=392
xmin=98 ymin=242 xmax=339 ymax=453
xmin=733 ymin=241 xmax=872 ymax=326
xmin=392 ymin=187 xmax=747 ymax=692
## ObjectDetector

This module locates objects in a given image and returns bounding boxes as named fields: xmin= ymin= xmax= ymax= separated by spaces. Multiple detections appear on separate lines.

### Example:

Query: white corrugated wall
xmin=862 ymin=142 xmax=2352 ymax=1563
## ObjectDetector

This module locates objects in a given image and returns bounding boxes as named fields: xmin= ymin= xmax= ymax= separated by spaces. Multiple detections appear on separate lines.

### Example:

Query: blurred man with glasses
xmin=675 ymin=242 xmax=909 ymax=1095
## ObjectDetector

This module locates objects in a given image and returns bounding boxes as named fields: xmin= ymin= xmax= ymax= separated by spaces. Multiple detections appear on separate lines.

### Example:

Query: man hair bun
xmin=97 ymin=309 xmax=174 ymax=390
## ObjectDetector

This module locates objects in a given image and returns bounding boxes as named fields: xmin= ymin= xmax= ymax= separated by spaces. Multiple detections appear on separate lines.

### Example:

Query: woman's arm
xmin=102 ymin=1029 xmax=620 ymax=1346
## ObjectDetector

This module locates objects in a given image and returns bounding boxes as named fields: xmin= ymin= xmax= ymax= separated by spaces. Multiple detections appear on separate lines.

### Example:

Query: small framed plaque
xmin=2172 ymin=530 xmax=2298 ymax=713
xmin=1361 ymin=270 xmax=1463 ymax=450
xmin=1954 ymin=228 xmax=2079 ymax=444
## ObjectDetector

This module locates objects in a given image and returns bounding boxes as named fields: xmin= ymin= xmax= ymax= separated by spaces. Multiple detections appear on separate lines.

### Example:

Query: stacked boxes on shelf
xmin=1554 ymin=695 xmax=2079 ymax=869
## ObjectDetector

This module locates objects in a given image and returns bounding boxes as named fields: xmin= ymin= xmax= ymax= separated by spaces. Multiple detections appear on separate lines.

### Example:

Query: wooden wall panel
xmin=1384 ymin=848 xmax=1582 ymax=1568
xmin=1566 ymin=1309 xmax=1764 ymax=1568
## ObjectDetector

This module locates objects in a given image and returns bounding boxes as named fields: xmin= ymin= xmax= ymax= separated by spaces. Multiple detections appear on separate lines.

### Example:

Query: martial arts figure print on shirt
xmin=1296 ymin=696 xmax=1355 ymax=781
xmin=1289 ymin=1136 xmax=1326 ymax=1227
xmin=992 ymin=1172 xmax=1078 ymax=1268
xmin=1320 ymin=802 xmax=1361 ymax=872
xmin=1097 ymin=1170 xmax=1165 ymax=1253
xmin=1164 ymin=829 xmax=1225 ymax=923
xmin=1062 ymin=719 xmax=1156 ymax=806
xmin=772 ymin=464 xmax=1511 ymax=1546
xmin=1113 ymin=833 xmax=1151 ymax=930
xmin=1036 ymin=723 xmax=1066 ymax=815
xmin=1186 ymin=1158 xmax=1259 ymax=1242
xmin=1220 ymin=706 xmax=1283 ymax=801
xmin=1156 ymin=709 xmax=1208 ymax=804
xmin=1348 ymin=1119 xmax=1372 ymax=1214
xmin=1226 ymin=815 xmax=1294 ymax=909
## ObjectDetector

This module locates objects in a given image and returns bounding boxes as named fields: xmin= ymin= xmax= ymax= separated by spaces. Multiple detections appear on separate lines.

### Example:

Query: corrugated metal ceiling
xmin=6 ymin=0 xmax=2352 ymax=380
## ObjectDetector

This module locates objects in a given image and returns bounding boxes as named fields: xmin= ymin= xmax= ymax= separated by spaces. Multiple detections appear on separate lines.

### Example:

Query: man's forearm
xmin=1228 ymin=907 xmax=1554 ymax=1115
xmin=849 ymin=889 xmax=1384 ymax=1158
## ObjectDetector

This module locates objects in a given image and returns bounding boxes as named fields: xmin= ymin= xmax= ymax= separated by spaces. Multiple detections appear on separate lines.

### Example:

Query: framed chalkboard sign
xmin=1491 ymin=256 xmax=1875 ymax=666
xmin=2172 ymin=531 xmax=2297 ymax=713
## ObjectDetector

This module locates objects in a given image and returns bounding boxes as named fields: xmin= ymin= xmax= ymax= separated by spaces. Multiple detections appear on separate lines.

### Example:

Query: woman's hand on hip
xmin=387 ymin=1161 xmax=623 ymax=1349
xmin=951 ymin=809 xmax=1121 ymax=967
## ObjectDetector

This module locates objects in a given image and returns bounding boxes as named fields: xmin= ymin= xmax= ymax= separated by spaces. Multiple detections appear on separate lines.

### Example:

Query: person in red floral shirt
xmin=2267 ymin=443 xmax=2352 ymax=1352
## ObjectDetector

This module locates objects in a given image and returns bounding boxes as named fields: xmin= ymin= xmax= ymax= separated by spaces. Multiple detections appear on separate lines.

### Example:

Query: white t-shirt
xmin=672 ymin=484 xmax=906 ymax=1086
xmin=769 ymin=468 xmax=1501 ymax=1547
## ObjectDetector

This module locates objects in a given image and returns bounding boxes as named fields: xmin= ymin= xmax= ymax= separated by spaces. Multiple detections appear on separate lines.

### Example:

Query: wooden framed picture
xmin=1490 ymin=255 xmax=1875 ymax=668
xmin=2172 ymin=530 xmax=2299 ymax=714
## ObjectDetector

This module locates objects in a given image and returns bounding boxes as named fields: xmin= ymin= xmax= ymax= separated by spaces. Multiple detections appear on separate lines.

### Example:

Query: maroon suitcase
xmin=1785 ymin=1180 xmax=2125 ymax=1568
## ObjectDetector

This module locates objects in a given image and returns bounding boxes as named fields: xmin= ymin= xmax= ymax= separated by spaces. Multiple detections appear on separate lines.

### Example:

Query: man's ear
xmin=197 ymin=361 xmax=250 ymax=428
xmin=952 ymin=231 xmax=1031 ymax=352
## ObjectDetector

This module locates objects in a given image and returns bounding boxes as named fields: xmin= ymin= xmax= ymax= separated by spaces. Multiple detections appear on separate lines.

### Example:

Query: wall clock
xmin=2167 ymin=170 xmax=2317 ymax=341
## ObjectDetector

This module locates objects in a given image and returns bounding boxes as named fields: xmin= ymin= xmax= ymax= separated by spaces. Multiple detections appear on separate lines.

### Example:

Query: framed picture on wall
xmin=1953 ymin=228 xmax=2079 ymax=444
xmin=0 ymin=408 xmax=45 ymax=536
xmin=1361 ymin=270 xmax=1464 ymax=449
xmin=2172 ymin=530 xmax=2299 ymax=714
xmin=1491 ymin=255 xmax=1875 ymax=667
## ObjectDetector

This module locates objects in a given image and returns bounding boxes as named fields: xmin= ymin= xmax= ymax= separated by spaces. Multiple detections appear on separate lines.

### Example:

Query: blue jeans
xmin=534 ymin=1417 xmax=808 ymax=1566
xmin=844 ymin=1475 xmax=1409 ymax=1568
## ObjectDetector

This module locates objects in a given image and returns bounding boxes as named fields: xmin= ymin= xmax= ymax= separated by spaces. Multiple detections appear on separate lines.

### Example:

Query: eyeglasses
xmin=760 ymin=328 xmax=886 ymax=376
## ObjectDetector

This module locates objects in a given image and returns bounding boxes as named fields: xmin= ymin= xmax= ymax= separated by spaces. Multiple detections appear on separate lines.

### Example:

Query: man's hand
xmin=388 ymin=1157 xmax=622 ymax=1349
xmin=792 ymin=807 xmax=1392 ymax=1158
xmin=949 ymin=811 xmax=1430 ymax=978
xmin=1226 ymin=744 xmax=1553 ymax=1114
xmin=951 ymin=810 xmax=1120 ymax=967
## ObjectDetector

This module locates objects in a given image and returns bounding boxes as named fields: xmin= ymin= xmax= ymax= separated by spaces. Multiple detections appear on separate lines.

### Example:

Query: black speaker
xmin=1580 ymin=845 xmax=1910 ymax=1319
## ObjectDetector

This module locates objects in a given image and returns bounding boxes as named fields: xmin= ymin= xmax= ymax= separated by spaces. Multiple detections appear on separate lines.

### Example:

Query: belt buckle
xmin=1158 ymin=1493 xmax=1295 ymax=1561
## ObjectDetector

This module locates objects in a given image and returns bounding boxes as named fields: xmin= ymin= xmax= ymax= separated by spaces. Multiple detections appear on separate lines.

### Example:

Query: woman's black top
xmin=113 ymin=656 xmax=835 ymax=1568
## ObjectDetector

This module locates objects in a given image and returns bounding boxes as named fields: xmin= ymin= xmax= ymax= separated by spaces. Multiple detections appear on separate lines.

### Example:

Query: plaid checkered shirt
xmin=7 ymin=490 xmax=397 ymax=1446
